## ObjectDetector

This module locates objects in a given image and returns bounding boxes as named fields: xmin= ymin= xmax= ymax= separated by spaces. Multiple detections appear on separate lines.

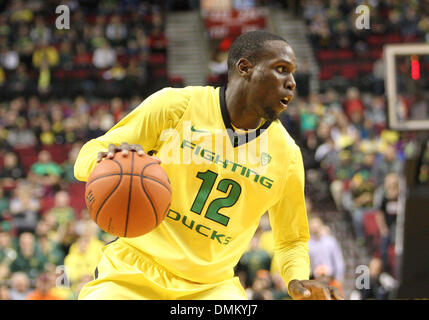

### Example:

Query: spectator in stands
xmin=5 ymin=118 xmax=37 ymax=148
xmin=299 ymin=100 xmax=319 ymax=137
xmin=371 ymin=143 xmax=403 ymax=186
xmin=73 ymin=43 xmax=93 ymax=68
xmin=64 ymin=221 xmax=103 ymax=286
xmin=10 ymin=232 xmax=46 ymax=280
xmin=32 ymin=39 xmax=59 ymax=69
xmin=350 ymin=256 xmax=396 ymax=300
xmin=92 ymin=40 xmax=116 ymax=69
xmin=329 ymin=149 xmax=354 ymax=210
xmin=0 ymin=284 xmax=10 ymax=300
xmin=0 ymin=227 xmax=16 ymax=268
xmin=30 ymin=15 xmax=52 ymax=44
xmin=38 ymin=117 xmax=55 ymax=146
xmin=28 ymin=150 xmax=63 ymax=192
xmin=35 ymin=217 xmax=65 ymax=269
xmin=102 ymin=61 xmax=127 ymax=81
xmin=365 ymin=95 xmax=386 ymax=132
xmin=208 ymin=49 xmax=228 ymax=83
xmin=0 ymin=66 xmax=5 ymax=90
xmin=344 ymin=87 xmax=364 ymax=120
xmin=106 ymin=15 xmax=127 ymax=46
xmin=46 ymin=190 xmax=76 ymax=229
xmin=148 ymin=26 xmax=167 ymax=54
xmin=0 ymin=188 xmax=9 ymax=218
xmin=9 ymin=181 xmax=40 ymax=233
xmin=342 ymin=171 xmax=376 ymax=244
xmin=0 ymin=151 xmax=25 ymax=193
xmin=62 ymin=143 xmax=82 ymax=183
xmin=58 ymin=41 xmax=74 ymax=70
xmin=0 ymin=43 xmax=19 ymax=71
xmin=37 ymin=58 xmax=51 ymax=95
xmin=8 ymin=63 xmax=31 ymax=94
xmin=8 ymin=0 xmax=34 ymax=24
xmin=236 ymin=230 xmax=272 ymax=289
xmin=9 ymin=271 xmax=31 ymax=300
xmin=312 ymin=264 xmax=343 ymax=297
xmin=308 ymin=217 xmax=345 ymax=286
xmin=400 ymin=6 xmax=419 ymax=39
xmin=26 ymin=272 xmax=63 ymax=300
xmin=47 ymin=213 xmax=78 ymax=256
xmin=330 ymin=111 xmax=358 ymax=150
xmin=374 ymin=172 xmax=400 ymax=273
xmin=247 ymin=269 xmax=274 ymax=300
xmin=371 ymin=58 xmax=385 ymax=95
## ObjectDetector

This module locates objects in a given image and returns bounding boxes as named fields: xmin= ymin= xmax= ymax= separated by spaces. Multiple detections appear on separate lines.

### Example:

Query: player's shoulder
xmin=157 ymin=85 xmax=216 ymax=96
xmin=151 ymin=85 xmax=217 ymax=106
xmin=270 ymin=120 xmax=300 ymax=152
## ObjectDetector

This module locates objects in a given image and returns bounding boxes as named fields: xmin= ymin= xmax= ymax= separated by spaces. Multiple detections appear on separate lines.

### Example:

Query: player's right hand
xmin=288 ymin=279 xmax=344 ymax=300
xmin=97 ymin=142 xmax=146 ymax=162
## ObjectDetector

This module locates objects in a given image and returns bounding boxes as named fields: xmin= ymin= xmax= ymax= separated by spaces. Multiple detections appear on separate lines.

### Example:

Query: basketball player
xmin=74 ymin=31 xmax=343 ymax=300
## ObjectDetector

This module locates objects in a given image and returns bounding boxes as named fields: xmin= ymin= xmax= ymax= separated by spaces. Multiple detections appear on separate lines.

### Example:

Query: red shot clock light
xmin=410 ymin=54 xmax=420 ymax=80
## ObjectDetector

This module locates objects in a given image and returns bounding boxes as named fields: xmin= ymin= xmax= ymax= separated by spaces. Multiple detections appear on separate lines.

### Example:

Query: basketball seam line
xmin=87 ymin=173 xmax=171 ymax=193
xmin=124 ymin=152 xmax=135 ymax=237
xmin=140 ymin=162 xmax=172 ymax=193
xmin=142 ymin=176 xmax=172 ymax=195
xmin=140 ymin=165 xmax=159 ymax=228
xmin=94 ymin=159 xmax=123 ymax=224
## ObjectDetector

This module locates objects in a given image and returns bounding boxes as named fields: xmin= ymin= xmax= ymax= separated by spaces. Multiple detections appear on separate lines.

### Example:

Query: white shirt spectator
xmin=1 ymin=49 xmax=19 ymax=70
xmin=92 ymin=43 xmax=116 ymax=69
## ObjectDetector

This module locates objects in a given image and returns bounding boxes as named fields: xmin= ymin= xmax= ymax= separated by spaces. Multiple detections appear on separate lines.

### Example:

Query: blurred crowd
xmin=303 ymin=0 xmax=428 ymax=93
xmin=0 ymin=0 xmax=168 ymax=100
xmin=0 ymin=93 xmax=144 ymax=299
xmin=304 ymin=0 xmax=428 ymax=51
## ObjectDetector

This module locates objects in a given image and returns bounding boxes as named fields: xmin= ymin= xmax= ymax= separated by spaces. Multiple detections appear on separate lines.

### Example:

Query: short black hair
xmin=227 ymin=30 xmax=288 ymax=76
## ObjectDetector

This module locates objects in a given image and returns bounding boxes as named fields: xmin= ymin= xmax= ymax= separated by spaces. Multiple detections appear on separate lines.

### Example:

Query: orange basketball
xmin=85 ymin=151 xmax=171 ymax=238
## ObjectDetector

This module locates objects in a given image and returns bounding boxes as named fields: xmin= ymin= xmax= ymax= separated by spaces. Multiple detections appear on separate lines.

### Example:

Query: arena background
xmin=0 ymin=0 xmax=428 ymax=300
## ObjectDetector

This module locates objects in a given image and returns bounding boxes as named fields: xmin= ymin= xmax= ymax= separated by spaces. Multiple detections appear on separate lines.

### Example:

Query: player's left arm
xmin=268 ymin=144 xmax=343 ymax=300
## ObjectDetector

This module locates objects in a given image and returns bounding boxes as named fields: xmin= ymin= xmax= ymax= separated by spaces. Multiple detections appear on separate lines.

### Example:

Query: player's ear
xmin=236 ymin=58 xmax=253 ymax=79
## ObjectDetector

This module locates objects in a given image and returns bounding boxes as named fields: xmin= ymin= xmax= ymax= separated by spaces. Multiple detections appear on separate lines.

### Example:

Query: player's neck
xmin=225 ymin=84 xmax=262 ymax=130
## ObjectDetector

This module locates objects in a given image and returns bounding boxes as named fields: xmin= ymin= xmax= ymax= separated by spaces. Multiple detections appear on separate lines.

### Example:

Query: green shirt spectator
xmin=46 ymin=191 xmax=76 ymax=228
xmin=10 ymin=232 xmax=47 ymax=279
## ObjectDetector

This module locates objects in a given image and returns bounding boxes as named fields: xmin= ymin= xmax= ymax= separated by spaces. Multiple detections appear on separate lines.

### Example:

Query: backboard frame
xmin=385 ymin=43 xmax=429 ymax=131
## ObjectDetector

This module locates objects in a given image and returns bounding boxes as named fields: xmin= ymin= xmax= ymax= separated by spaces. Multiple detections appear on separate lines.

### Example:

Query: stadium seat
xmin=168 ymin=75 xmax=184 ymax=87
xmin=12 ymin=146 xmax=39 ymax=174
xmin=148 ymin=53 xmax=166 ymax=66
xmin=40 ymin=195 xmax=56 ymax=214
xmin=68 ymin=182 xmax=87 ymax=218
xmin=318 ymin=69 xmax=334 ymax=80
xmin=341 ymin=65 xmax=358 ymax=79
xmin=336 ymin=49 xmax=354 ymax=60
xmin=41 ymin=144 xmax=70 ymax=164
xmin=385 ymin=33 xmax=402 ymax=44
xmin=363 ymin=210 xmax=380 ymax=249
xmin=317 ymin=50 xmax=337 ymax=61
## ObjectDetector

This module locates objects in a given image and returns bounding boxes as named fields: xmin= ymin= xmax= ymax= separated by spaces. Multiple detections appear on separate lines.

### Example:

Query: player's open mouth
xmin=280 ymin=97 xmax=291 ymax=108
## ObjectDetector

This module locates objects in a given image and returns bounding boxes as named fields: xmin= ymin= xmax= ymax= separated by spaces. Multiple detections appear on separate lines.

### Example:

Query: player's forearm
xmin=74 ymin=138 xmax=110 ymax=182
xmin=274 ymin=239 xmax=311 ymax=291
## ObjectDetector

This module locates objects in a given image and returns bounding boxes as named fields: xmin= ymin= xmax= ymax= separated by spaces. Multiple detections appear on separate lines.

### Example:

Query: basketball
xmin=85 ymin=152 xmax=171 ymax=238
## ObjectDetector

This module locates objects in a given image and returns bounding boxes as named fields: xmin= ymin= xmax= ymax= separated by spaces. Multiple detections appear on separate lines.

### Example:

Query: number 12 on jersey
xmin=190 ymin=170 xmax=242 ymax=226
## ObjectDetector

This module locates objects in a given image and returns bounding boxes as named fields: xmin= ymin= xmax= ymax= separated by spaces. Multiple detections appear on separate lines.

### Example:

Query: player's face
xmin=246 ymin=40 xmax=297 ymax=121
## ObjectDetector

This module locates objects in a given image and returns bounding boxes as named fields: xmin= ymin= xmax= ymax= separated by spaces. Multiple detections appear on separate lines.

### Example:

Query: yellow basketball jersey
xmin=74 ymin=86 xmax=310 ymax=287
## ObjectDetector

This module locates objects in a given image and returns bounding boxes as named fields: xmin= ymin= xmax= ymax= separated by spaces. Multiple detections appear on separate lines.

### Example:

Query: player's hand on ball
xmin=97 ymin=143 xmax=147 ymax=162
xmin=288 ymin=279 xmax=344 ymax=300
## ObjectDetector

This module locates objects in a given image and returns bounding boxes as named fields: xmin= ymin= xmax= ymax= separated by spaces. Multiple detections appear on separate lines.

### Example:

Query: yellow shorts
xmin=78 ymin=239 xmax=247 ymax=300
